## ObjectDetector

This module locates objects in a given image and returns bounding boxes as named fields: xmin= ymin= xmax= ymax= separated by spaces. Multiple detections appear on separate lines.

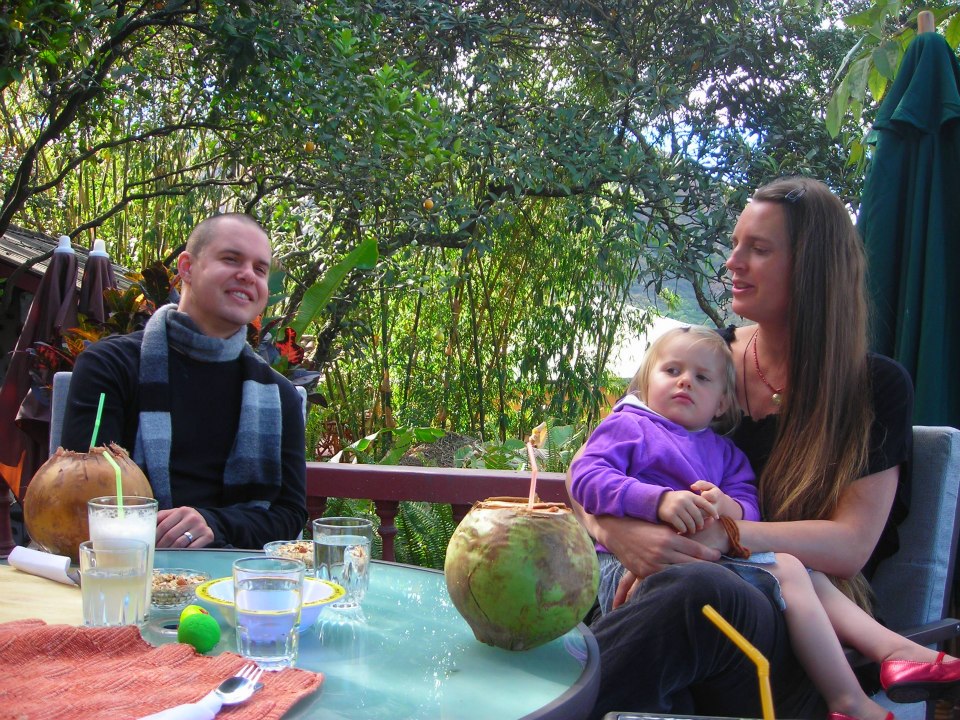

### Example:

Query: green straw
xmin=90 ymin=392 xmax=123 ymax=517
xmin=103 ymin=449 xmax=124 ymax=519
xmin=89 ymin=392 xmax=106 ymax=449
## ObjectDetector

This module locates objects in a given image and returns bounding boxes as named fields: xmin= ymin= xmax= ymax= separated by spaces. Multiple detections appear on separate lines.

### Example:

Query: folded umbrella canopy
xmin=858 ymin=30 xmax=960 ymax=428
xmin=77 ymin=239 xmax=117 ymax=324
xmin=0 ymin=236 xmax=78 ymax=498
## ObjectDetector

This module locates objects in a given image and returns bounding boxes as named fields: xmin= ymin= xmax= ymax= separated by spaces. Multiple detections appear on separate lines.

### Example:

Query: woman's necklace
xmin=750 ymin=328 xmax=784 ymax=406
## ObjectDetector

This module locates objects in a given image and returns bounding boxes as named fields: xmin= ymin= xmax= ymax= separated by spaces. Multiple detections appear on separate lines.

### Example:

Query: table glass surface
xmin=146 ymin=549 xmax=593 ymax=720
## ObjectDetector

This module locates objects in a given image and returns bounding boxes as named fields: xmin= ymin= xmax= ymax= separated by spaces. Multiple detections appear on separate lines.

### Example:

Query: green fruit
xmin=444 ymin=497 xmax=600 ymax=651
xmin=179 ymin=604 xmax=207 ymax=622
xmin=178 ymin=611 xmax=221 ymax=653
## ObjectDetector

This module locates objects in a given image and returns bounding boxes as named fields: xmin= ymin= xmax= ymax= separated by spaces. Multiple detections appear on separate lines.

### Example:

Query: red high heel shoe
xmin=828 ymin=712 xmax=894 ymax=720
xmin=881 ymin=651 xmax=960 ymax=703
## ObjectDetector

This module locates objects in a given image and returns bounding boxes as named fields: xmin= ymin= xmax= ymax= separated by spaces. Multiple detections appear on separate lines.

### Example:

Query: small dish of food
xmin=151 ymin=568 xmax=211 ymax=610
xmin=263 ymin=540 xmax=314 ymax=569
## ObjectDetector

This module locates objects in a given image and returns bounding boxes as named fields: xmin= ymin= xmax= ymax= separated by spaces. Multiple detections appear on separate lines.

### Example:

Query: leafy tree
xmin=2 ymin=0 xmax=869 ymax=444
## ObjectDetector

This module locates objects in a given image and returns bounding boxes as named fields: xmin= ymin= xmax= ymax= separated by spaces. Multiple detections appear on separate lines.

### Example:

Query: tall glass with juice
xmin=88 ymin=496 xmax=158 ymax=612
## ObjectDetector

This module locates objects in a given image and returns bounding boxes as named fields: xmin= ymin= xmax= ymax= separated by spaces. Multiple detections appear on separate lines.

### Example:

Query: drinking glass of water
xmin=79 ymin=538 xmax=149 ymax=627
xmin=233 ymin=556 xmax=305 ymax=670
xmin=312 ymin=517 xmax=373 ymax=610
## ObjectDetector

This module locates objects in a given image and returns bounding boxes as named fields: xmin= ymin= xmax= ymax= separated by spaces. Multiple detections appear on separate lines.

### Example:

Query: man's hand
xmin=657 ymin=490 xmax=719 ymax=533
xmin=157 ymin=507 xmax=214 ymax=548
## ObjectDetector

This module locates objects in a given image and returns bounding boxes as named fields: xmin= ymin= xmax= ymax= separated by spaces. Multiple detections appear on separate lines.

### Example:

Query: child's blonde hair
xmin=626 ymin=325 xmax=740 ymax=434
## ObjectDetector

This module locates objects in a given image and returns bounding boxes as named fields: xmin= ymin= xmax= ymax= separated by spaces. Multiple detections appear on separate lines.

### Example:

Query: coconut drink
xmin=23 ymin=444 xmax=153 ymax=562
xmin=444 ymin=496 xmax=600 ymax=651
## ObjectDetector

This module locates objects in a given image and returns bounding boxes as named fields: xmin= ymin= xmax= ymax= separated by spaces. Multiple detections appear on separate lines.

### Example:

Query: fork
xmin=138 ymin=663 xmax=264 ymax=719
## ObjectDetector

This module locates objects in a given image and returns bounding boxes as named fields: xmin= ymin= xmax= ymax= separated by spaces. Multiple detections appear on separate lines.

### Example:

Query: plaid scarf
xmin=133 ymin=304 xmax=282 ymax=509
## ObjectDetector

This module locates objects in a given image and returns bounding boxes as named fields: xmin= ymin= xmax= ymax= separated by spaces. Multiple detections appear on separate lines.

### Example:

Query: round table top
xmin=146 ymin=548 xmax=599 ymax=720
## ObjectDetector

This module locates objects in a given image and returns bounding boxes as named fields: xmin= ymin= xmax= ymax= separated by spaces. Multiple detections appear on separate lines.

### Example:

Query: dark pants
xmin=588 ymin=562 xmax=826 ymax=720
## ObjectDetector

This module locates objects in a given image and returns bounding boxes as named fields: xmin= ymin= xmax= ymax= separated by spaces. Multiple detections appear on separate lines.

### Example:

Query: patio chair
xmin=602 ymin=425 xmax=960 ymax=720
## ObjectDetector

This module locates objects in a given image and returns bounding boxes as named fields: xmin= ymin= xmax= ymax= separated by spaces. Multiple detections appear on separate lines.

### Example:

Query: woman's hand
xmin=613 ymin=570 xmax=641 ymax=609
xmin=689 ymin=515 xmax=732 ymax=554
xmin=592 ymin=515 xmax=722 ymax=578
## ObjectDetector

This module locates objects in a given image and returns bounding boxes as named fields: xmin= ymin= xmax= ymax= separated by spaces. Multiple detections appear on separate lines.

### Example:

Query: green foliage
xmin=289 ymin=237 xmax=379 ymax=338
xmin=325 ymin=423 xmax=454 ymax=568
xmin=393 ymin=501 xmax=457 ymax=570
xmin=455 ymin=420 xmax=585 ymax=474
xmin=315 ymin=497 xmax=383 ymax=560
xmin=3 ymin=0 xmax=872 ymax=458
xmin=330 ymin=425 xmax=445 ymax=466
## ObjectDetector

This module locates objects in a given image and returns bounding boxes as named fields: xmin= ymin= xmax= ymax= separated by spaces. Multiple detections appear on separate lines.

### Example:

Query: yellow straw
xmin=525 ymin=440 xmax=539 ymax=508
xmin=702 ymin=604 xmax=775 ymax=720
xmin=89 ymin=392 xmax=105 ymax=449
xmin=103 ymin=449 xmax=124 ymax=519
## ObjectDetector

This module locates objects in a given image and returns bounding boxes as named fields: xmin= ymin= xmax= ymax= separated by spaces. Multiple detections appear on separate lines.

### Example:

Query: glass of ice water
xmin=312 ymin=517 xmax=373 ymax=610
xmin=233 ymin=556 xmax=305 ymax=670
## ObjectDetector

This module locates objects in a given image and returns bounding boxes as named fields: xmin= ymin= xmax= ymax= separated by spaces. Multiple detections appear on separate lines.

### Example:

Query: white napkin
xmin=8 ymin=546 xmax=79 ymax=586
xmin=137 ymin=691 xmax=222 ymax=720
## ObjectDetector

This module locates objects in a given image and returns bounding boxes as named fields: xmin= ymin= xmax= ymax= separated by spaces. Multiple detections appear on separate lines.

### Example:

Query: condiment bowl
xmin=263 ymin=539 xmax=315 ymax=570
xmin=151 ymin=568 xmax=211 ymax=610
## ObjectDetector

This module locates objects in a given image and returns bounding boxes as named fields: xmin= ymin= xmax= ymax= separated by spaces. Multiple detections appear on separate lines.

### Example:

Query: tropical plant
xmin=455 ymin=420 xmax=585 ymax=474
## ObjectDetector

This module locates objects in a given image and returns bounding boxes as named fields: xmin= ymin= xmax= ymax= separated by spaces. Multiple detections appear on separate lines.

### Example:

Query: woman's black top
xmin=720 ymin=325 xmax=914 ymax=580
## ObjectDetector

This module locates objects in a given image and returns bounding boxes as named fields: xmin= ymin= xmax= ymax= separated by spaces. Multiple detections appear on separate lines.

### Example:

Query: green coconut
xmin=444 ymin=497 xmax=600 ymax=651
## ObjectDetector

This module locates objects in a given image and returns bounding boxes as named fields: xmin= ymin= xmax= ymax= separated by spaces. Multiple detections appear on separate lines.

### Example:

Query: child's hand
xmin=690 ymin=480 xmax=740 ymax=520
xmin=657 ymin=490 xmax=719 ymax=534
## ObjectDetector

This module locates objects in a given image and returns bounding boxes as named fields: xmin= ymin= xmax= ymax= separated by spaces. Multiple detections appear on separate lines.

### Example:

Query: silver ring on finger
xmin=183 ymin=530 xmax=194 ymax=544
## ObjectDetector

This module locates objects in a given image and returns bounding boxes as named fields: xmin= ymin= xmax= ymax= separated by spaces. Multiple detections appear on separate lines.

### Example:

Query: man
xmin=61 ymin=214 xmax=307 ymax=548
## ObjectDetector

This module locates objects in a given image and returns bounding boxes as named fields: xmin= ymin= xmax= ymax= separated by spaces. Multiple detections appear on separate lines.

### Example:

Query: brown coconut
xmin=23 ymin=443 xmax=153 ymax=562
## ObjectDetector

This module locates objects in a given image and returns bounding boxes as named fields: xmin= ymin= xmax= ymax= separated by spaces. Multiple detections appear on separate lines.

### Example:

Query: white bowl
xmin=195 ymin=576 xmax=345 ymax=632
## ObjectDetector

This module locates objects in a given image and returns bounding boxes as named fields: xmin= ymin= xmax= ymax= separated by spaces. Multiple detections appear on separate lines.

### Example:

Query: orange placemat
xmin=0 ymin=620 xmax=323 ymax=719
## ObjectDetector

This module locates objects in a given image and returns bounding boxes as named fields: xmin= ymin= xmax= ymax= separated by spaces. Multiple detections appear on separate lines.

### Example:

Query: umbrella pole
xmin=918 ymin=10 xmax=934 ymax=34
xmin=0 ymin=490 xmax=15 ymax=557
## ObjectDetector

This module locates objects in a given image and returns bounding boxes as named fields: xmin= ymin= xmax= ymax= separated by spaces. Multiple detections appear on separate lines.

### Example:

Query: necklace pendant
xmin=771 ymin=392 xmax=782 ymax=406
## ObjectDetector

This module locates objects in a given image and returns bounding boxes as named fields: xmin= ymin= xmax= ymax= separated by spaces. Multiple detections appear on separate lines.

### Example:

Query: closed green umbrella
xmin=859 ymin=30 xmax=960 ymax=428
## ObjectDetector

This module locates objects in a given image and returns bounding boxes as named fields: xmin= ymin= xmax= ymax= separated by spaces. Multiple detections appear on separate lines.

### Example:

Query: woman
xmin=571 ymin=177 xmax=918 ymax=719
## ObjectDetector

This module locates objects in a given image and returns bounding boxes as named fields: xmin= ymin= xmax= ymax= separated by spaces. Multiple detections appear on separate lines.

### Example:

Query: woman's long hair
xmin=752 ymin=177 xmax=875 ymax=609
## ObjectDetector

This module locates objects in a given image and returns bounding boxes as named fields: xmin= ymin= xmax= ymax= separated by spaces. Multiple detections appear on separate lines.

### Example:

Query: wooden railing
xmin=305 ymin=462 xmax=570 ymax=562
xmin=0 ymin=464 xmax=572 ymax=561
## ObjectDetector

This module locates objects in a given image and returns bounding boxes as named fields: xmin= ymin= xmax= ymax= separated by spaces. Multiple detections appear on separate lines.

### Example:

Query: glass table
xmin=146 ymin=549 xmax=599 ymax=720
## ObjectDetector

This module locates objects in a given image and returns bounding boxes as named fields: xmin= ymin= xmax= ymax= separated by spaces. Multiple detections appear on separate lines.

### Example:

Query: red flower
xmin=274 ymin=327 xmax=304 ymax=365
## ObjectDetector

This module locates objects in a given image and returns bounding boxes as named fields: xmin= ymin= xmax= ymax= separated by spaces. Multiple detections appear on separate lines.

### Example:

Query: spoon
xmin=137 ymin=665 xmax=263 ymax=719
xmin=213 ymin=665 xmax=263 ymax=705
